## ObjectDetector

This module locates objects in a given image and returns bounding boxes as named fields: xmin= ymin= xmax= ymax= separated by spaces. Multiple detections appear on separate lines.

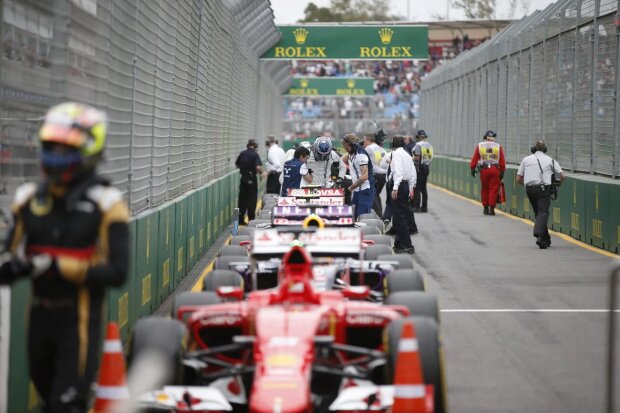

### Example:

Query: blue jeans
xmin=352 ymin=188 xmax=375 ymax=219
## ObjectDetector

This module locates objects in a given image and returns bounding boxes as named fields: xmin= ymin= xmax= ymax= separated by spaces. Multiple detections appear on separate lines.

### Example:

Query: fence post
xmin=570 ymin=1 xmax=581 ymax=172
xmin=127 ymin=56 xmax=138 ymax=210
xmin=590 ymin=0 xmax=600 ymax=174
xmin=613 ymin=10 xmax=620 ymax=178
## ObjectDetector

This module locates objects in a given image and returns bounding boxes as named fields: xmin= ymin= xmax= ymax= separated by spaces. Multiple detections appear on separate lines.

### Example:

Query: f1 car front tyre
xmin=384 ymin=291 xmax=439 ymax=322
xmin=172 ymin=291 xmax=221 ymax=321
xmin=218 ymin=245 xmax=249 ymax=257
xmin=385 ymin=269 xmax=425 ymax=293
xmin=386 ymin=316 xmax=447 ymax=413
xmin=202 ymin=269 xmax=244 ymax=292
xmin=214 ymin=255 xmax=250 ymax=270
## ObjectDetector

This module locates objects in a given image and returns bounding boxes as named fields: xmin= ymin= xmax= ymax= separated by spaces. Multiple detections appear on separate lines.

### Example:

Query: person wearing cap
xmin=0 ymin=102 xmax=129 ymax=413
xmin=412 ymin=130 xmax=433 ymax=212
xmin=235 ymin=139 xmax=263 ymax=224
xmin=469 ymin=130 xmax=506 ymax=215
xmin=262 ymin=135 xmax=286 ymax=194
xmin=363 ymin=133 xmax=387 ymax=218
xmin=341 ymin=133 xmax=375 ymax=219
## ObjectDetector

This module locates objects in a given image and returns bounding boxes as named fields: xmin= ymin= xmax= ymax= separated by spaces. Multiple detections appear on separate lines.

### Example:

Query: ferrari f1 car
xmin=132 ymin=241 xmax=446 ymax=413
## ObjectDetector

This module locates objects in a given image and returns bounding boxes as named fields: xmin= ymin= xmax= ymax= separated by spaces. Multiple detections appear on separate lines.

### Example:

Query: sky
xmin=269 ymin=0 xmax=558 ymax=23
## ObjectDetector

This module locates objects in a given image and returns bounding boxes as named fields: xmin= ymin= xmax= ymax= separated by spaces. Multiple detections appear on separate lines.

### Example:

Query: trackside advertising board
xmin=261 ymin=25 xmax=428 ymax=60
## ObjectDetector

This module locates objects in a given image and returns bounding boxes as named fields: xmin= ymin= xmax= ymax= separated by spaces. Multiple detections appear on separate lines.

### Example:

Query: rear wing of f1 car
xmin=252 ymin=228 xmax=361 ymax=255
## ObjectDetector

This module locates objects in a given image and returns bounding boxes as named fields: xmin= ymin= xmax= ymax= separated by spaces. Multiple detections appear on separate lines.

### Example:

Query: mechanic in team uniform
xmin=469 ymin=130 xmax=506 ymax=215
xmin=341 ymin=133 xmax=375 ymax=219
xmin=235 ymin=139 xmax=263 ymax=225
xmin=517 ymin=140 xmax=565 ymax=249
xmin=412 ymin=130 xmax=433 ymax=212
xmin=362 ymin=133 xmax=387 ymax=218
xmin=262 ymin=135 xmax=286 ymax=195
xmin=388 ymin=136 xmax=416 ymax=254
xmin=280 ymin=145 xmax=313 ymax=196
xmin=0 ymin=102 xmax=129 ymax=413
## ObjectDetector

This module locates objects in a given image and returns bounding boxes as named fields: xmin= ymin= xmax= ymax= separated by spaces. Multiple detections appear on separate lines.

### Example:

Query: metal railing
xmin=420 ymin=0 xmax=619 ymax=178
xmin=0 ymin=0 xmax=290 ymax=214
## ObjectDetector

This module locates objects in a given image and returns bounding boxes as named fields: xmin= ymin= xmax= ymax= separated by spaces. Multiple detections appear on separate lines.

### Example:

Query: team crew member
xmin=235 ymin=139 xmax=263 ymax=225
xmin=263 ymin=135 xmax=285 ymax=194
xmin=303 ymin=136 xmax=345 ymax=187
xmin=281 ymin=146 xmax=313 ymax=196
xmin=0 ymin=102 xmax=129 ymax=413
xmin=517 ymin=140 xmax=565 ymax=249
xmin=341 ymin=133 xmax=375 ymax=219
xmin=412 ymin=130 xmax=433 ymax=213
xmin=363 ymin=133 xmax=387 ymax=218
xmin=470 ymin=130 xmax=506 ymax=215
xmin=388 ymin=136 xmax=416 ymax=254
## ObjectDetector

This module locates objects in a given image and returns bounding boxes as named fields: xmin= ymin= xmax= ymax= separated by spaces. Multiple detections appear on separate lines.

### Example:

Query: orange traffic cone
xmin=392 ymin=320 xmax=428 ymax=413
xmin=92 ymin=322 xmax=129 ymax=413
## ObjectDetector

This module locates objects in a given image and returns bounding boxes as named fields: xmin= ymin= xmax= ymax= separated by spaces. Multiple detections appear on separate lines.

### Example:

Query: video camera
xmin=373 ymin=120 xmax=386 ymax=146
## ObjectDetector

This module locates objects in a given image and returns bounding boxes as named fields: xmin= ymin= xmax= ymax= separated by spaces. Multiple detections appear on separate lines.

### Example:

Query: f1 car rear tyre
xmin=257 ymin=209 xmax=272 ymax=220
xmin=129 ymin=317 xmax=187 ymax=385
xmin=360 ymin=225 xmax=381 ymax=236
xmin=202 ymin=269 xmax=244 ymax=292
xmin=218 ymin=245 xmax=248 ymax=257
xmin=364 ymin=244 xmax=394 ymax=260
xmin=172 ymin=292 xmax=221 ymax=321
xmin=384 ymin=291 xmax=439 ymax=322
xmin=359 ymin=218 xmax=384 ymax=234
xmin=386 ymin=269 xmax=425 ymax=293
xmin=377 ymin=253 xmax=414 ymax=270
xmin=358 ymin=212 xmax=380 ymax=220
xmin=386 ymin=316 xmax=446 ymax=413
xmin=237 ymin=227 xmax=255 ymax=237
xmin=229 ymin=235 xmax=251 ymax=246
xmin=363 ymin=234 xmax=392 ymax=247
xmin=214 ymin=255 xmax=250 ymax=271
xmin=247 ymin=219 xmax=271 ymax=227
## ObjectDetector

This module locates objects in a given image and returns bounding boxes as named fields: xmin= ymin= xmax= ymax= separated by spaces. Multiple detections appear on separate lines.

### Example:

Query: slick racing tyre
xmin=172 ymin=292 xmax=220 ymax=321
xmin=202 ymin=270 xmax=244 ymax=292
xmin=360 ymin=225 xmax=381 ymax=236
xmin=247 ymin=219 xmax=271 ymax=227
xmin=363 ymin=234 xmax=393 ymax=247
xmin=258 ymin=209 xmax=272 ymax=220
xmin=384 ymin=291 xmax=439 ymax=322
xmin=386 ymin=316 xmax=447 ymax=413
xmin=364 ymin=244 xmax=394 ymax=260
xmin=237 ymin=226 xmax=255 ymax=237
xmin=377 ymin=253 xmax=414 ymax=270
xmin=358 ymin=212 xmax=380 ymax=220
xmin=359 ymin=218 xmax=384 ymax=234
xmin=218 ymin=245 xmax=248 ymax=257
xmin=214 ymin=255 xmax=250 ymax=270
xmin=385 ymin=269 xmax=425 ymax=293
xmin=229 ymin=235 xmax=251 ymax=246
xmin=129 ymin=317 xmax=187 ymax=385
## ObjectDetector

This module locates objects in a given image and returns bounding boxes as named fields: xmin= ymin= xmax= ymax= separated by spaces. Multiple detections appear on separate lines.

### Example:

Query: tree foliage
xmin=452 ymin=0 xmax=496 ymax=19
xmin=299 ymin=0 xmax=402 ymax=22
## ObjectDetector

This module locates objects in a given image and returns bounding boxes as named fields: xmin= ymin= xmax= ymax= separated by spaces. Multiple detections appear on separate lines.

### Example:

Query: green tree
xmin=453 ymin=0 xmax=496 ymax=19
xmin=299 ymin=0 xmax=402 ymax=22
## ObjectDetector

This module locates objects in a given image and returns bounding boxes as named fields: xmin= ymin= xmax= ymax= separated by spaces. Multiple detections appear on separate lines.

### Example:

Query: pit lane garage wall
xmin=428 ymin=156 xmax=620 ymax=254
xmin=0 ymin=0 xmax=286 ymax=411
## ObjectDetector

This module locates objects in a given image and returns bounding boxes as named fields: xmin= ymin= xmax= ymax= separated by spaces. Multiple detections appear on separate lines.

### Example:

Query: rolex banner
xmin=285 ymin=78 xmax=375 ymax=96
xmin=261 ymin=25 xmax=428 ymax=60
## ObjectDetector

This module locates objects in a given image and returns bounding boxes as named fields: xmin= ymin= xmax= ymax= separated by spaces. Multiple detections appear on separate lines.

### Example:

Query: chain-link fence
xmin=0 ymin=0 xmax=290 ymax=215
xmin=421 ymin=0 xmax=619 ymax=178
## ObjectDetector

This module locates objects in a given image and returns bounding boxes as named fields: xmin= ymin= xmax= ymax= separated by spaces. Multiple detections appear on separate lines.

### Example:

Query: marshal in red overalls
xmin=470 ymin=131 xmax=506 ymax=215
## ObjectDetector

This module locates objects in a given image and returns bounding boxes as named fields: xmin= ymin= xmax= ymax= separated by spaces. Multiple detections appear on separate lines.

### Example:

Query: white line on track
xmin=441 ymin=309 xmax=619 ymax=313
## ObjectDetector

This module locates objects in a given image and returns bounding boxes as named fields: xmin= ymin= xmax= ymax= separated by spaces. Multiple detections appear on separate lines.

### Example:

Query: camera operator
xmin=516 ymin=140 xmax=565 ymax=249
xmin=362 ymin=132 xmax=387 ymax=218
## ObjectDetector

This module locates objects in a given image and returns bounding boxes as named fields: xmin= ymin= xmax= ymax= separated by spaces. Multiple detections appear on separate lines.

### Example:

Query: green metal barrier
xmin=157 ymin=203 xmax=175 ymax=304
xmin=135 ymin=212 xmax=159 ymax=315
xmin=186 ymin=191 xmax=197 ymax=270
xmin=174 ymin=195 xmax=188 ymax=285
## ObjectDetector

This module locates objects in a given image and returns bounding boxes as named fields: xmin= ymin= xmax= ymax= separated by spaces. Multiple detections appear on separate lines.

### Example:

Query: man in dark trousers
xmin=235 ymin=139 xmax=263 ymax=225
xmin=412 ymin=130 xmax=433 ymax=212
xmin=0 ymin=102 xmax=129 ymax=413
xmin=387 ymin=136 xmax=417 ymax=254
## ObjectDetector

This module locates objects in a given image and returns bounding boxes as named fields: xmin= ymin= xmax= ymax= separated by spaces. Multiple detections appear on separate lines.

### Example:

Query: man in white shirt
xmin=263 ymin=135 xmax=286 ymax=194
xmin=517 ymin=140 xmax=565 ymax=249
xmin=363 ymin=133 xmax=387 ymax=218
xmin=388 ymin=135 xmax=417 ymax=254
xmin=341 ymin=134 xmax=374 ymax=219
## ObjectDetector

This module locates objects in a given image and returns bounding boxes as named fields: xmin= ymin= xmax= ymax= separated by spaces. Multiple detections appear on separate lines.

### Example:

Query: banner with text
xmin=261 ymin=25 xmax=428 ymax=60
xmin=285 ymin=78 xmax=375 ymax=96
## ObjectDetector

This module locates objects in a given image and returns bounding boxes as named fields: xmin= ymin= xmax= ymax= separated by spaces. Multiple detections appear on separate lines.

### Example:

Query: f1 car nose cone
xmin=249 ymin=376 xmax=310 ymax=413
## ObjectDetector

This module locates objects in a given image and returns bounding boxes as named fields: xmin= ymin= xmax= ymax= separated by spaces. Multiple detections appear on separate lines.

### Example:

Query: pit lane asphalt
xmin=409 ymin=184 xmax=619 ymax=413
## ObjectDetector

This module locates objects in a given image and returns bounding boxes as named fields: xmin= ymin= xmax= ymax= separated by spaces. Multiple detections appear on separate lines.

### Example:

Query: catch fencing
xmin=421 ymin=0 xmax=619 ymax=178
xmin=0 ymin=0 xmax=290 ymax=215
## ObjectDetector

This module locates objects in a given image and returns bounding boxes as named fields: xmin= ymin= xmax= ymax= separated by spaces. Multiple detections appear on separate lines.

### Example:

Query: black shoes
xmin=489 ymin=206 xmax=495 ymax=216
xmin=413 ymin=207 xmax=421 ymax=213
xmin=410 ymin=229 xmax=419 ymax=235
xmin=420 ymin=207 xmax=428 ymax=213
xmin=483 ymin=206 xmax=489 ymax=215
xmin=483 ymin=206 xmax=496 ymax=215
xmin=394 ymin=246 xmax=415 ymax=254
xmin=536 ymin=237 xmax=551 ymax=249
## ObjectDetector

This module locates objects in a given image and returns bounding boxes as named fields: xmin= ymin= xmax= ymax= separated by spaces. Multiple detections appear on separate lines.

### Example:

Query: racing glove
xmin=0 ymin=254 xmax=33 ymax=284
xmin=470 ymin=168 xmax=476 ymax=177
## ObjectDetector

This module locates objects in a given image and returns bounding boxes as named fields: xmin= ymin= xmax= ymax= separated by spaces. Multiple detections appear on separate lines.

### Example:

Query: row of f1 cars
xmin=129 ymin=187 xmax=447 ymax=413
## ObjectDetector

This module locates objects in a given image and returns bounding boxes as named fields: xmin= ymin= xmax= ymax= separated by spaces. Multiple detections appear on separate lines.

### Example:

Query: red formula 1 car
xmin=132 ymin=244 xmax=446 ymax=413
